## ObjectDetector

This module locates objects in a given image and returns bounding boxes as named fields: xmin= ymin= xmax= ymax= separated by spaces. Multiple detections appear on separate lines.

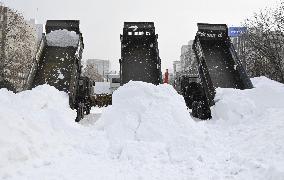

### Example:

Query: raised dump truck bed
xmin=32 ymin=46 xmax=78 ymax=92
xmin=45 ymin=20 xmax=80 ymax=34
xmin=120 ymin=22 xmax=162 ymax=85
xmin=190 ymin=23 xmax=253 ymax=119
xmin=27 ymin=20 xmax=89 ymax=121
xmin=31 ymin=20 xmax=83 ymax=92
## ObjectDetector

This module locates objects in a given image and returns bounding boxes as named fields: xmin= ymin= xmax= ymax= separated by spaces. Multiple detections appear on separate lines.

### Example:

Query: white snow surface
xmin=0 ymin=76 xmax=284 ymax=180
xmin=46 ymin=29 xmax=79 ymax=47
xmin=94 ymin=82 xmax=111 ymax=94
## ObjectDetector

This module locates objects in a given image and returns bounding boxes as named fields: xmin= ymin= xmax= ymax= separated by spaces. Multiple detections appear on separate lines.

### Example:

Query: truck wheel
xmin=192 ymin=100 xmax=211 ymax=120
xmin=86 ymin=106 xmax=91 ymax=114
xmin=192 ymin=101 xmax=201 ymax=118
xmin=184 ymin=97 xmax=192 ymax=109
xmin=75 ymin=103 xmax=84 ymax=122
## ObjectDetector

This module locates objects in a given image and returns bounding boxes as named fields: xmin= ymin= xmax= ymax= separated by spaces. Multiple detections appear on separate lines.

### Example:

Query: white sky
xmin=2 ymin=0 xmax=280 ymax=71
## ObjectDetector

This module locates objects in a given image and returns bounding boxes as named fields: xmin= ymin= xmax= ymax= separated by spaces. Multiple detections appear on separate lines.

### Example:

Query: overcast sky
xmin=2 ymin=0 xmax=280 ymax=71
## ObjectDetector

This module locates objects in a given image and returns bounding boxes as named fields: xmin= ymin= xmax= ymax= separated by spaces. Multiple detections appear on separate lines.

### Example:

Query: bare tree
xmin=83 ymin=63 xmax=104 ymax=83
xmin=242 ymin=1 xmax=284 ymax=83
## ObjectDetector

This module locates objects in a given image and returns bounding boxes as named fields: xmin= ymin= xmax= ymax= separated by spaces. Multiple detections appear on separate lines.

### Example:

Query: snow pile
xmin=0 ymin=85 xmax=76 ymax=171
xmin=208 ymin=77 xmax=284 ymax=179
xmin=0 ymin=77 xmax=284 ymax=180
xmin=95 ymin=81 xmax=207 ymax=161
xmin=94 ymin=77 xmax=284 ymax=179
xmin=213 ymin=76 xmax=284 ymax=122
xmin=90 ymin=82 xmax=218 ymax=179
xmin=46 ymin=29 xmax=79 ymax=47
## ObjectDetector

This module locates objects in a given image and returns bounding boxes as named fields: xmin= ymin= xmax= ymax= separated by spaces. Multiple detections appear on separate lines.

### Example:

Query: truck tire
xmin=192 ymin=100 xmax=211 ymax=120
xmin=86 ymin=105 xmax=91 ymax=114
xmin=192 ymin=101 xmax=201 ymax=118
xmin=75 ymin=103 xmax=84 ymax=122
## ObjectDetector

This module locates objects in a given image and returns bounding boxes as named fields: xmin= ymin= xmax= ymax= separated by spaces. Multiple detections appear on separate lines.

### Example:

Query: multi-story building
xmin=173 ymin=41 xmax=199 ymax=89
xmin=86 ymin=59 xmax=110 ymax=80
xmin=28 ymin=19 xmax=43 ymax=45
xmin=180 ymin=45 xmax=189 ymax=71
xmin=179 ymin=40 xmax=198 ymax=75
xmin=173 ymin=60 xmax=181 ymax=78
xmin=168 ymin=72 xmax=174 ymax=85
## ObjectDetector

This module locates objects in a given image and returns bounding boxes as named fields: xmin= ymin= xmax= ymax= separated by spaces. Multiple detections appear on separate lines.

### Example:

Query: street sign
xmin=228 ymin=27 xmax=247 ymax=37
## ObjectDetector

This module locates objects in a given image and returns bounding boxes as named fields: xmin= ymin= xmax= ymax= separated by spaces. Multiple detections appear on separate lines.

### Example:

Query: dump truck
xmin=183 ymin=23 xmax=254 ymax=119
xmin=25 ymin=20 xmax=91 ymax=121
xmin=175 ymin=74 xmax=200 ymax=109
xmin=120 ymin=22 xmax=162 ymax=85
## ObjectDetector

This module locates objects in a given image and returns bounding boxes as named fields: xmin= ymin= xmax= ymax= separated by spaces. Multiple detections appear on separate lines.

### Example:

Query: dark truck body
xmin=75 ymin=76 xmax=92 ymax=120
xmin=176 ymin=74 xmax=200 ymax=109
xmin=31 ymin=20 xmax=83 ymax=93
xmin=27 ymin=20 xmax=90 ymax=121
xmin=32 ymin=46 xmax=78 ymax=92
xmin=120 ymin=22 xmax=162 ymax=85
xmin=189 ymin=23 xmax=253 ymax=119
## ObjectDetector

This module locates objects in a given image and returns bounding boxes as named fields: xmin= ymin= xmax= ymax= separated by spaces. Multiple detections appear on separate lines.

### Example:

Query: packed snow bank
xmin=46 ymin=29 xmax=79 ymax=47
xmin=95 ymin=81 xmax=207 ymax=160
xmin=94 ymin=77 xmax=284 ymax=179
xmin=1 ymin=77 xmax=284 ymax=180
xmin=213 ymin=76 xmax=284 ymax=122
xmin=0 ymin=85 xmax=76 ymax=169
xmin=208 ymin=76 xmax=284 ymax=179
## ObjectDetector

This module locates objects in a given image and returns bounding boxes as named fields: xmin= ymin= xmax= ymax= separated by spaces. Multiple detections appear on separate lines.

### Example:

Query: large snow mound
xmin=0 ymin=85 xmax=76 ymax=171
xmin=94 ymin=78 xmax=284 ymax=179
xmin=46 ymin=29 xmax=79 ymax=47
xmin=0 ymin=76 xmax=284 ymax=180
xmin=95 ymin=81 xmax=207 ymax=162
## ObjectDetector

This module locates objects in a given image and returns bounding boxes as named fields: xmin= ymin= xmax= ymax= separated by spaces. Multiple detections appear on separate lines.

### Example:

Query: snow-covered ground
xmin=94 ymin=82 xmax=111 ymax=94
xmin=46 ymin=29 xmax=79 ymax=47
xmin=0 ymin=77 xmax=284 ymax=180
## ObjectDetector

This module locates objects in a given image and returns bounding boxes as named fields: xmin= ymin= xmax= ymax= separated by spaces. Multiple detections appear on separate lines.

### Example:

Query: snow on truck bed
xmin=46 ymin=29 xmax=79 ymax=47
xmin=0 ymin=77 xmax=284 ymax=180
